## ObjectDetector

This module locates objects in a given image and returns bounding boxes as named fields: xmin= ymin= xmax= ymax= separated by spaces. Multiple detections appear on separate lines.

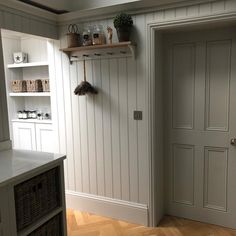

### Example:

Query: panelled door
xmin=164 ymin=27 xmax=236 ymax=228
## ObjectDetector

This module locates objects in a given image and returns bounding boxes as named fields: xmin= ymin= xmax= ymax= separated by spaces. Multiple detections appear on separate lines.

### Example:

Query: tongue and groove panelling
xmin=52 ymin=0 xmax=233 ymax=206
xmin=0 ymin=3 xmax=57 ymax=39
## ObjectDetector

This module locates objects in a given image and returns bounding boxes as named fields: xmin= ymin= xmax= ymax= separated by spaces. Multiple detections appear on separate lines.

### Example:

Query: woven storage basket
xmin=11 ymin=80 xmax=27 ymax=93
xmin=67 ymin=33 xmax=80 ymax=48
xmin=26 ymin=80 xmax=43 ymax=92
xmin=42 ymin=79 xmax=50 ymax=92
xmin=14 ymin=168 xmax=61 ymax=231
xmin=28 ymin=214 xmax=62 ymax=236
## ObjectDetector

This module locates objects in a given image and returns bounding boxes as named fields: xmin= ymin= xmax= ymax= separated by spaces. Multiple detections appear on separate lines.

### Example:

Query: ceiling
xmin=18 ymin=0 xmax=70 ymax=13
xmin=18 ymin=0 xmax=142 ymax=14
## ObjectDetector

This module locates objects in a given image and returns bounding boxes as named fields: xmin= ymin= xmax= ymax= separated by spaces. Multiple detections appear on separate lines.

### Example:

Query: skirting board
xmin=66 ymin=191 xmax=149 ymax=226
xmin=0 ymin=140 xmax=12 ymax=151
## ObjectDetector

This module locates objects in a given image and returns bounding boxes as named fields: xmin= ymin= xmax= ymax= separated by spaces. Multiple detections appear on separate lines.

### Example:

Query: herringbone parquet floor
xmin=67 ymin=209 xmax=236 ymax=236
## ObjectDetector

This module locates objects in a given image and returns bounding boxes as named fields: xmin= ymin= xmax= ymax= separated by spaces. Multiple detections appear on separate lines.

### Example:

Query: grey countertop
xmin=0 ymin=149 xmax=66 ymax=187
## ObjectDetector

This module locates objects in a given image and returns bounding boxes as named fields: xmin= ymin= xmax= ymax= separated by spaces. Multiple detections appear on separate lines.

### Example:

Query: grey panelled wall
xmin=0 ymin=5 xmax=58 ymax=39
xmin=53 ymin=0 xmax=234 ymax=206
xmin=0 ymin=31 xmax=9 ymax=142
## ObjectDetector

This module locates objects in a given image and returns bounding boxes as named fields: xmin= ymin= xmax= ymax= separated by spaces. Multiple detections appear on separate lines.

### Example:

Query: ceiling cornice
xmin=0 ymin=0 xmax=217 ymax=26
xmin=0 ymin=0 xmax=57 ymax=22
xmin=56 ymin=0 xmax=217 ymax=25
xmin=18 ymin=0 xmax=69 ymax=14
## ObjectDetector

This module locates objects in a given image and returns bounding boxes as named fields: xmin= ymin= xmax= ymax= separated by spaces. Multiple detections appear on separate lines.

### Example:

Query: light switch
xmin=134 ymin=111 xmax=143 ymax=120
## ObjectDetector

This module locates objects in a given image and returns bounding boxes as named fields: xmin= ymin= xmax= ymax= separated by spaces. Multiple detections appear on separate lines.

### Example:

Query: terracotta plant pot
xmin=116 ymin=26 xmax=132 ymax=42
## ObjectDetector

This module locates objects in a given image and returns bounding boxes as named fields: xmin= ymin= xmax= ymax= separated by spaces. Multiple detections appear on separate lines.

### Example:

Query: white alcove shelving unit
xmin=1 ymin=29 xmax=55 ymax=153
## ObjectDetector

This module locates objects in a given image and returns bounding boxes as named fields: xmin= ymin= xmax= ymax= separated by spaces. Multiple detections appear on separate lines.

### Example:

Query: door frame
xmin=147 ymin=12 xmax=236 ymax=227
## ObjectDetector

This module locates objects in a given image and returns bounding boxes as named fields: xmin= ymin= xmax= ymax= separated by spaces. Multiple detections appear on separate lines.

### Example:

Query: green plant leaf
xmin=113 ymin=12 xmax=133 ymax=28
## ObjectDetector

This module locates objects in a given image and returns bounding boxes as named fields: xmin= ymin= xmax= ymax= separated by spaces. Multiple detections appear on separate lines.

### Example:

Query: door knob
xmin=230 ymin=138 xmax=236 ymax=145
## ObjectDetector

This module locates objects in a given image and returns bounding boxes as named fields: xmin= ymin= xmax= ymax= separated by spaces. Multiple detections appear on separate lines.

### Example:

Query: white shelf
xmin=9 ymin=92 xmax=51 ymax=97
xmin=12 ymin=119 xmax=52 ymax=124
xmin=7 ymin=61 xmax=48 ymax=68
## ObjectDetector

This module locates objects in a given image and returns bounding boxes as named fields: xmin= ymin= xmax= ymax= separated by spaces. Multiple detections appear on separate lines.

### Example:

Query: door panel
xmin=164 ymin=28 xmax=236 ymax=228
xmin=172 ymin=43 xmax=195 ymax=130
xmin=12 ymin=122 xmax=36 ymax=151
xmin=36 ymin=123 xmax=53 ymax=152
xmin=172 ymin=144 xmax=195 ymax=206
xmin=203 ymin=147 xmax=228 ymax=211
xmin=205 ymin=40 xmax=231 ymax=132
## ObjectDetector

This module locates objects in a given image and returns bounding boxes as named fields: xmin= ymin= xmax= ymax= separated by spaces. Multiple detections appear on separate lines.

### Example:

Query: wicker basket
xmin=26 ymin=80 xmax=43 ymax=92
xmin=42 ymin=79 xmax=50 ymax=92
xmin=11 ymin=80 xmax=27 ymax=93
xmin=28 ymin=214 xmax=62 ymax=236
xmin=67 ymin=33 xmax=80 ymax=48
xmin=14 ymin=168 xmax=61 ymax=231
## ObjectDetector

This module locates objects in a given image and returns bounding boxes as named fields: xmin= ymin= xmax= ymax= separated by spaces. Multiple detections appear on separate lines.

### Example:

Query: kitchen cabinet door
xmin=36 ymin=123 xmax=54 ymax=153
xmin=12 ymin=122 xmax=36 ymax=151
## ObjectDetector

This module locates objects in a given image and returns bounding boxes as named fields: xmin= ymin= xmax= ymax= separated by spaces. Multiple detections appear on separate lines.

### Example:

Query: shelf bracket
xmin=64 ymin=51 xmax=73 ymax=64
xmin=128 ymin=45 xmax=136 ymax=59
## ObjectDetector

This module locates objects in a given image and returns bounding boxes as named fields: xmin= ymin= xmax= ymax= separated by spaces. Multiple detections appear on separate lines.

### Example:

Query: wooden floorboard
xmin=67 ymin=209 xmax=236 ymax=236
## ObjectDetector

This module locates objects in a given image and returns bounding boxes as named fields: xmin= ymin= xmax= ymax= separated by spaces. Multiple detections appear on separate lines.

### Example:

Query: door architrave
xmin=147 ymin=12 xmax=236 ymax=227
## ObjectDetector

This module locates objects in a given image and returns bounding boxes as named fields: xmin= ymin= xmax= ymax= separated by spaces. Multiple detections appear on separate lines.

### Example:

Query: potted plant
xmin=113 ymin=13 xmax=133 ymax=42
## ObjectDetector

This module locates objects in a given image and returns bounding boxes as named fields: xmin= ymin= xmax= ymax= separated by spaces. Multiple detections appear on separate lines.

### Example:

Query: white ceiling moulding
xmin=30 ymin=0 xmax=70 ymax=11
xmin=69 ymin=0 xmax=140 ymax=11
xmin=56 ymin=0 xmax=216 ymax=24
xmin=18 ymin=0 xmax=69 ymax=14
xmin=0 ymin=0 xmax=57 ymax=22
xmin=0 ymin=0 xmax=217 ymax=25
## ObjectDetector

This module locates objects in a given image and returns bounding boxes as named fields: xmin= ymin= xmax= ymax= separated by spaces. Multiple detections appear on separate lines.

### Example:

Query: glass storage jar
xmin=22 ymin=110 xmax=28 ymax=119
xmin=17 ymin=111 xmax=23 ymax=119
xmin=82 ymin=27 xmax=92 ymax=46
xmin=92 ymin=25 xmax=105 ymax=45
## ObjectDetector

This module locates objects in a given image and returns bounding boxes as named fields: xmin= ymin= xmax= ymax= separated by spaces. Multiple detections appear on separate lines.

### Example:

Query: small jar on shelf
xmin=37 ymin=112 xmax=43 ymax=120
xmin=28 ymin=110 xmax=37 ymax=119
xmin=22 ymin=110 xmax=28 ymax=119
xmin=82 ymin=27 xmax=92 ymax=46
xmin=43 ymin=113 xmax=51 ymax=120
xmin=92 ymin=25 xmax=106 ymax=45
xmin=17 ymin=111 xmax=23 ymax=119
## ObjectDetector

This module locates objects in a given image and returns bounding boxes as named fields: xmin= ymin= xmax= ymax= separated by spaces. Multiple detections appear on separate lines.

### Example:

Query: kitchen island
xmin=0 ymin=149 xmax=67 ymax=236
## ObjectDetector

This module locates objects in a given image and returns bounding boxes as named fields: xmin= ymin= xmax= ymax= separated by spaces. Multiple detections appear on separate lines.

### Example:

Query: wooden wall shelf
xmin=60 ymin=41 xmax=136 ymax=63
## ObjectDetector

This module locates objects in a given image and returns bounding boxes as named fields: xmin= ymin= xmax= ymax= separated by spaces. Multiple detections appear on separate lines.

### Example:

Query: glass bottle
xmin=82 ymin=27 xmax=92 ymax=46
xmin=92 ymin=25 xmax=105 ymax=45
